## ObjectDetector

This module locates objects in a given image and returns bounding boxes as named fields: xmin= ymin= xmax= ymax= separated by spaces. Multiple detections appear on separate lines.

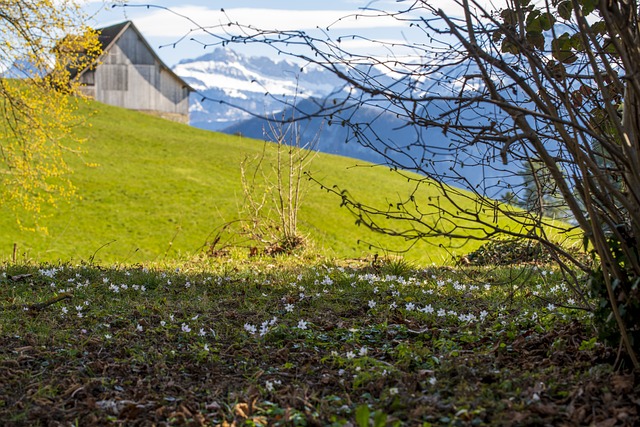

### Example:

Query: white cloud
xmin=333 ymin=38 xmax=414 ymax=50
xmin=130 ymin=6 xmax=409 ymax=38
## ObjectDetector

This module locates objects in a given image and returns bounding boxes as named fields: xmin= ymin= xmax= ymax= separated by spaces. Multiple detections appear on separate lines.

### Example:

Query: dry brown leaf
xmin=234 ymin=402 xmax=249 ymax=419
xmin=595 ymin=418 xmax=618 ymax=427
xmin=611 ymin=374 xmax=634 ymax=394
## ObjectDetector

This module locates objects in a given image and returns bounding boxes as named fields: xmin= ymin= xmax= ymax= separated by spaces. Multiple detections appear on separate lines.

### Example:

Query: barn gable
xmin=77 ymin=21 xmax=193 ymax=124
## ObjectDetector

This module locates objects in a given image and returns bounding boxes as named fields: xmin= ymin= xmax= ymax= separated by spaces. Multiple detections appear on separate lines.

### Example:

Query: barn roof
xmin=95 ymin=21 xmax=130 ymax=52
xmin=78 ymin=20 xmax=194 ymax=92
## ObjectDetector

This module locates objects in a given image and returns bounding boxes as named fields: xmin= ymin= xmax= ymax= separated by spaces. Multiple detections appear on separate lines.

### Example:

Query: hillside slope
xmin=0 ymin=100 xmax=503 ymax=264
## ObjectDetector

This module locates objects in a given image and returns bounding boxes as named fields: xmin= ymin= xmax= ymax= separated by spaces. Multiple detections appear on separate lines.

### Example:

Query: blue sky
xmin=82 ymin=0 xmax=460 ymax=66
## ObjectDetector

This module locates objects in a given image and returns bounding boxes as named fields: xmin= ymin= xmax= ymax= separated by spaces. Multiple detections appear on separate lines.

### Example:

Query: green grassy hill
xmin=0 ymin=100 xmax=507 ymax=264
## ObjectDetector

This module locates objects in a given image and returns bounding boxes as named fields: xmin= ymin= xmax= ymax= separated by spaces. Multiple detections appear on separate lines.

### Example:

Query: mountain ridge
xmin=173 ymin=47 xmax=344 ymax=131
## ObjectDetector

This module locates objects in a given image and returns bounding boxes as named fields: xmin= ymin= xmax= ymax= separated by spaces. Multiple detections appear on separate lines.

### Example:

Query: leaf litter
xmin=0 ymin=259 xmax=637 ymax=426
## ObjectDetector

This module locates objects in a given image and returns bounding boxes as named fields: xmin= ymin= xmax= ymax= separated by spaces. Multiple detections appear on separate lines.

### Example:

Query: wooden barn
xmin=75 ymin=21 xmax=193 ymax=123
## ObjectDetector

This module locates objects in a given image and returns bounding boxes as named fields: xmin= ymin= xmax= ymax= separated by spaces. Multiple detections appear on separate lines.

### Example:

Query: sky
xmin=81 ymin=0 xmax=464 ymax=66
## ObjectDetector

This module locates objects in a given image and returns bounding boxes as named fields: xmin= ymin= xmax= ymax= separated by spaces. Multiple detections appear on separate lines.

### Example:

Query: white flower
xmin=346 ymin=351 xmax=355 ymax=359
xmin=203 ymin=344 xmax=210 ymax=352
xmin=265 ymin=380 xmax=275 ymax=392
xmin=429 ymin=377 xmax=437 ymax=385
xmin=199 ymin=328 xmax=206 ymax=337
xmin=61 ymin=307 xmax=68 ymax=315
xmin=244 ymin=323 xmax=257 ymax=335
xmin=405 ymin=302 xmax=415 ymax=311
xmin=359 ymin=347 xmax=368 ymax=356
xmin=181 ymin=323 xmax=191 ymax=333
xmin=136 ymin=324 xmax=143 ymax=332
xmin=160 ymin=320 xmax=166 ymax=327
xmin=421 ymin=304 xmax=434 ymax=314
xmin=104 ymin=334 xmax=112 ymax=339
xmin=285 ymin=303 xmax=294 ymax=313
xmin=368 ymin=300 xmax=376 ymax=308
xmin=260 ymin=321 xmax=270 ymax=336
xmin=437 ymin=308 xmax=446 ymax=317
xmin=297 ymin=319 xmax=308 ymax=330
xmin=547 ymin=303 xmax=556 ymax=311
xmin=389 ymin=387 xmax=399 ymax=395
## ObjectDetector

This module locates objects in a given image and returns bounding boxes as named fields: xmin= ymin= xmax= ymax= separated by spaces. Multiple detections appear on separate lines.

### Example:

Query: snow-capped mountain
xmin=173 ymin=48 xmax=344 ymax=131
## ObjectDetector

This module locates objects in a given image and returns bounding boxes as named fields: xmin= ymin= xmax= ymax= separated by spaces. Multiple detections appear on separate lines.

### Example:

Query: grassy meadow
xmin=0 ymin=99 xmax=518 ymax=265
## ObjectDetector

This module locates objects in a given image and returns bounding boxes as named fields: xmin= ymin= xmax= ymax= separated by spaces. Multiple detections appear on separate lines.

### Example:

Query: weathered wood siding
xmin=80 ymin=26 xmax=190 ymax=122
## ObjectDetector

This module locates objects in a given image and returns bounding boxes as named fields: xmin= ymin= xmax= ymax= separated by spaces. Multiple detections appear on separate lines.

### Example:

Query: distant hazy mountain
xmin=222 ymin=97 xmax=408 ymax=164
xmin=221 ymin=97 xmax=520 ymax=194
xmin=173 ymin=48 xmax=344 ymax=131
xmin=1 ymin=58 xmax=44 ymax=78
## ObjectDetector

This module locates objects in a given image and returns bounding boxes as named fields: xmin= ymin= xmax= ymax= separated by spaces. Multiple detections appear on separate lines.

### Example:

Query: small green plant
xmin=377 ymin=256 xmax=415 ymax=277
xmin=579 ymin=337 xmax=597 ymax=351
xmin=464 ymin=238 xmax=552 ymax=266
xmin=588 ymin=233 xmax=640 ymax=360
xmin=355 ymin=404 xmax=387 ymax=427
